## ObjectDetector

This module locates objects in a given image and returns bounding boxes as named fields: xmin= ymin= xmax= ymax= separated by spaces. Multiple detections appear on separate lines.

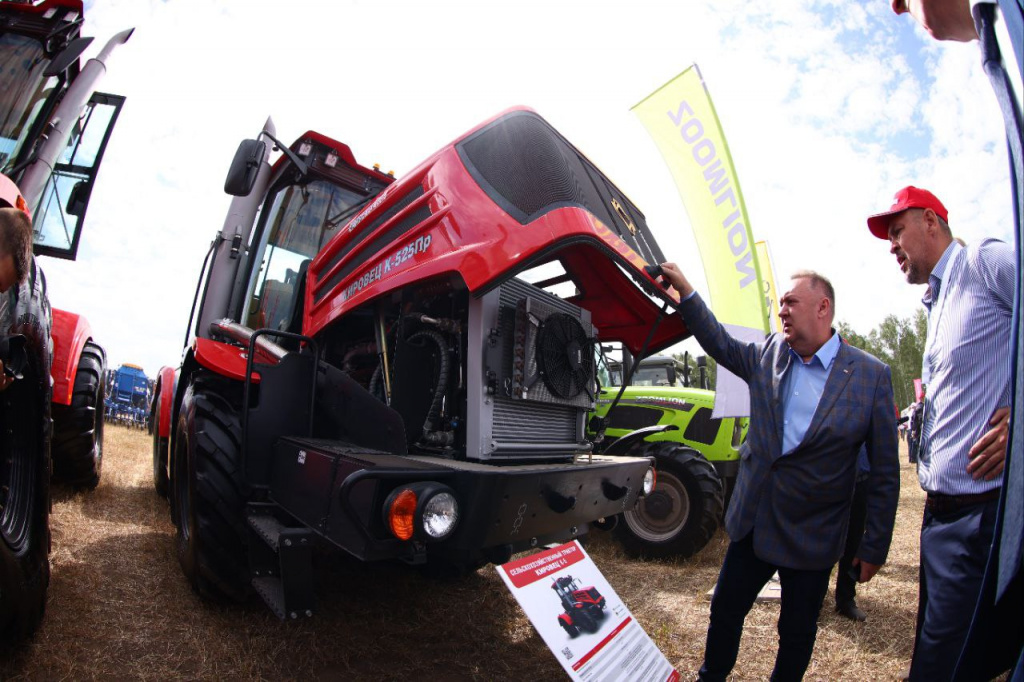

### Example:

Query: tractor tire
xmin=613 ymin=442 xmax=724 ymax=560
xmin=51 ymin=340 xmax=106 ymax=489
xmin=559 ymin=618 xmax=580 ymax=638
xmin=573 ymin=608 xmax=598 ymax=634
xmin=0 ymin=260 xmax=53 ymax=645
xmin=172 ymin=373 xmax=249 ymax=602
xmin=151 ymin=386 xmax=168 ymax=499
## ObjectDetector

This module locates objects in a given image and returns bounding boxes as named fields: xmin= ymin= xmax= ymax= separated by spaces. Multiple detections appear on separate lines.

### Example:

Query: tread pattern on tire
xmin=614 ymin=441 xmax=724 ymax=560
xmin=175 ymin=374 xmax=249 ymax=602
xmin=52 ymin=340 xmax=106 ymax=488
xmin=0 ymin=259 xmax=53 ymax=645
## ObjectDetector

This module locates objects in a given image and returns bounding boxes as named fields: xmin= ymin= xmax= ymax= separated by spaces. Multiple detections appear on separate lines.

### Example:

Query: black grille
xmin=314 ymin=186 xmax=429 ymax=303
xmin=457 ymin=111 xmax=664 ymax=265
xmin=606 ymin=405 xmax=662 ymax=431
xmin=492 ymin=398 xmax=578 ymax=442
xmin=684 ymin=407 xmax=722 ymax=446
xmin=0 ymin=8 xmax=81 ymax=40
xmin=498 ymin=279 xmax=595 ymax=410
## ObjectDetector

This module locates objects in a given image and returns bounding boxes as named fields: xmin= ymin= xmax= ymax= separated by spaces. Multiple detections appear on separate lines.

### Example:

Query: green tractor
xmin=592 ymin=350 xmax=747 ymax=559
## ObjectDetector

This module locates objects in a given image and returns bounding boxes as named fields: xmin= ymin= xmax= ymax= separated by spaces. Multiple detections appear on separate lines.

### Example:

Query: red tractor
xmin=553 ymin=574 xmax=606 ymax=638
xmin=151 ymin=108 xmax=689 ymax=618
xmin=0 ymin=0 xmax=130 ymax=642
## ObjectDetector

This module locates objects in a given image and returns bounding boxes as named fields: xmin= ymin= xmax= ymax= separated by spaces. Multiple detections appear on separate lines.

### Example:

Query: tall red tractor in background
xmin=0 ymin=0 xmax=130 ymax=642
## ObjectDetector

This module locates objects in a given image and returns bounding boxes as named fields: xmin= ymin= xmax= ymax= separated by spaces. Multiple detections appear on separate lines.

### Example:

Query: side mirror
xmin=66 ymin=180 xmax=91 ymax=217
xmin=224 ymin=139 xmax=267 ymax=197
xmin=44 ymin=37 xmax=94 ymax=77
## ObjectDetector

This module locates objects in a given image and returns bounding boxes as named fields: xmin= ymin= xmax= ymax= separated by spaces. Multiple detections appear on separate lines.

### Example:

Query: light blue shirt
xmin=918 ymin=239 xmax=1013 ymax=495
xmin=781 ymin=331 xmax=840 ymax=455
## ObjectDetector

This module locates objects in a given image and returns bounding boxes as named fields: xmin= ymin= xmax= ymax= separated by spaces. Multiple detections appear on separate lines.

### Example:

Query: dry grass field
xmin=1 ymin=427 xmax=929 ymax=680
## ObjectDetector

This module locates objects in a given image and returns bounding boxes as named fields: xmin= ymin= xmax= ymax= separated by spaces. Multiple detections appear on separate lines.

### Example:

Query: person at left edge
xmin=0 ymin=207 xmax=34 ymax=392
xmin=657 ymin=263 xmax=900 ymax=682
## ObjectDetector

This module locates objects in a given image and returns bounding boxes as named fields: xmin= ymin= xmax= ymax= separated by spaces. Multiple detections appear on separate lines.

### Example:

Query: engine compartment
xmin=316 ymin=272 xmax=598 ymax=463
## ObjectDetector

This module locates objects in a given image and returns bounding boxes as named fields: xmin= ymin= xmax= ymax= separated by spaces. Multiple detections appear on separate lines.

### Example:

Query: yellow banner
xmin=755 ymin=240 xmax=780 ymax=334
xmin=632 ymin=65 xmax=768 ymax=334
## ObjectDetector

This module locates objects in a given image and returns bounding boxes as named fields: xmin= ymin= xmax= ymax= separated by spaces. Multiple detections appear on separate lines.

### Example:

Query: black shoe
xmin=837 ymin=600 xmax=867 ymax=622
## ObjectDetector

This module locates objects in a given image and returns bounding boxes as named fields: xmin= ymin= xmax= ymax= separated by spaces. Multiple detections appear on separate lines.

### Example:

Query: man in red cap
xmin=868 ymin=186 xmax=1014 ymax=681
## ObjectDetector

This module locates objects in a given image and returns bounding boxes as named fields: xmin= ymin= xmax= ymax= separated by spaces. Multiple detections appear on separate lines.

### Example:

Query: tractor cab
xmin=0 ymin=0 xmax=126 ymax=260
xmin=235 ymin=133 xmax=394 ymax=336
xmin=599 ymin=346 xmax=709 ymax=390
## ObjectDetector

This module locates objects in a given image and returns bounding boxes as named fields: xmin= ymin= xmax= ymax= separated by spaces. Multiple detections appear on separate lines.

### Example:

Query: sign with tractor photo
xmin=498 ymin=541 xmax=678 ymax=681
xmin=590 ymin=349 xmax=748 ymax=560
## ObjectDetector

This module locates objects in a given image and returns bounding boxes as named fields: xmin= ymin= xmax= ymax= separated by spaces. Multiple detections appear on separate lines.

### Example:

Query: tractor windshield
xmin=0 ymin=33 xmax=57 ymax=173
xmin=244 ymin=179 xmax=365 ymax=332
xmin=632 ymin=365 xmax=674 ymax=387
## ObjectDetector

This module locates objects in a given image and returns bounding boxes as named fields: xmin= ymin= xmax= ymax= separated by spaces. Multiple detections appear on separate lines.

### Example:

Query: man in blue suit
xmin=658 ymin=263 xmax=900 ymax=682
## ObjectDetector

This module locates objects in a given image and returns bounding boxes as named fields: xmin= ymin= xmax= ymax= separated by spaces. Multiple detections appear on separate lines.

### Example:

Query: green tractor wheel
xmin=614 ymin=442 xmax=724 ymax=559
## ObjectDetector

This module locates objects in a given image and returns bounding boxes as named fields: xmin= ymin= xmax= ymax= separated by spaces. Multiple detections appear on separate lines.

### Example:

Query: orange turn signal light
xmin=387 ymin=488 xmax=418 ymax=540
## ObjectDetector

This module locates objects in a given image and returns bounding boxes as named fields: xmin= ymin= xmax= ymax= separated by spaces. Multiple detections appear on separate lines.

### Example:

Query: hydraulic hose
xmin=406 ymin=329 xmax=450 ymax=435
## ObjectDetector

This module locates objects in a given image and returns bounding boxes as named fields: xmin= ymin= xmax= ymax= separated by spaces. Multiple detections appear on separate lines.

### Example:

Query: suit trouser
xmin=835 ymin=475 xmax=869 ymax=606
xmin=909 ymin=498 xmax=997 ymax=682
xmin=699 ymin=533 xmax=832 ymax=682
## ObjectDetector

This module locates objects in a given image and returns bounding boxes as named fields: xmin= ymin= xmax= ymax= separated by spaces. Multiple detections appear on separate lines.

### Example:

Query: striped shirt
xmin=918 ymin=238 xmax=1013 ymax=495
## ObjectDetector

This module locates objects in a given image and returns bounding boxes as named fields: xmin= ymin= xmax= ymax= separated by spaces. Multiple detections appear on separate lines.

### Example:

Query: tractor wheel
xmin=172 ymin=373 xmax=248 ymax=602
xmin=573 ymin=608 xmax=598 ymax=634
xmin=0 ymin=262 xmax=53 ymax=644
xmin=559 ymin=618 xmax=580 ymax=638
xmin=613 ymin=442 xmax=724 ymax=560
xmin=151 ymin=387 xmax=168 ymax=499
xmin=51 ymin=340 xmax=106 ymax=488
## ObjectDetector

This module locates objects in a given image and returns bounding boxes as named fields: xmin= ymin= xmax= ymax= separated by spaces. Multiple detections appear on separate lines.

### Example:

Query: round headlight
xmin=422 ymin=491 xmax=459 ymax=539
xmin=642 ymin=467 xmax=656 ymax=496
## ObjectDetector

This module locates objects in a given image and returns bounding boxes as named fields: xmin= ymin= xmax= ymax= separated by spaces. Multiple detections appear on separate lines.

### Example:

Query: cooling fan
xmin=536 ymin=312 xmax=596 ymax=400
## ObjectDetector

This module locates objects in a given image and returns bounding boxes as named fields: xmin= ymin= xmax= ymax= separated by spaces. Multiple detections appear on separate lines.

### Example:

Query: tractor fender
xmin=50 ymin=308 xmax=93 ymax=406
xmin=166 ymin=350 xmax=202 ymax=523
xmin=151 ymin=365 xmax=177 ymax=439
xmin=602 ymin=424 xmax=678 ymax=457
xmin=557 ymin=613 xmax=573 ymax=626
xmin=193 ymin=337 xmax=261 ymax=384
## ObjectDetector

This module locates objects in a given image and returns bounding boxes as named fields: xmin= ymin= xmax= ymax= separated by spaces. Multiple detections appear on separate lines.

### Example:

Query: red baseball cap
xmin=0 ymin=174 xmax=29 ymax=216
xmin=866 ymin=186 xmax=948 ymax=240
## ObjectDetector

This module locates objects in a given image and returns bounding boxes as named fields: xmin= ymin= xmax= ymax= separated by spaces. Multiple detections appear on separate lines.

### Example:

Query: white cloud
xmin=32 ymin=0 xmax=1012 ymax=384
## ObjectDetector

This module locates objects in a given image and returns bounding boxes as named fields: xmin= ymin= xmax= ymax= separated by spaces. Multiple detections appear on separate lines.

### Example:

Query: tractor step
xmin=247 ymin=506 xmax=315 ymax=620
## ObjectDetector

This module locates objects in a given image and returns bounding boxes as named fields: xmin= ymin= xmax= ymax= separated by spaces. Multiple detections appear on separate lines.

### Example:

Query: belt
xmin=925 ymin=489 xmax=1001 ymax=515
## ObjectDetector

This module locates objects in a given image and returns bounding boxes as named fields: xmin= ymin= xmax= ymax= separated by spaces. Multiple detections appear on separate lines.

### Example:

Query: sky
xmin=38 ymin=0 xmax=1011 ymax=377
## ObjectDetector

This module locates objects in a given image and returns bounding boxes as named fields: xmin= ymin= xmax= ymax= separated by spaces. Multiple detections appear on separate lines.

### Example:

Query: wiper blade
xmin=325 ymin=197 xmax=373 ymax=230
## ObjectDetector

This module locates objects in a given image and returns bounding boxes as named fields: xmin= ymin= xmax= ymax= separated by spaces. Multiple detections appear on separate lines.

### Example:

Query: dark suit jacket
xmin=680 ymin=293 xmax=900 ymax=571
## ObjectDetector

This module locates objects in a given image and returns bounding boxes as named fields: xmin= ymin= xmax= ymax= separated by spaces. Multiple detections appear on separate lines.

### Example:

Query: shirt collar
xmin=789 ymin=329 xmax=840 ymax=368
xmin=923 ymin=240 xmax=961 ymax=307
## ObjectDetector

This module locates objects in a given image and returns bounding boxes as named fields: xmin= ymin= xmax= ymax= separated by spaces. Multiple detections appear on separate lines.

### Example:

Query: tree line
xmin=838 ymin=309 xmax=927 ymax=410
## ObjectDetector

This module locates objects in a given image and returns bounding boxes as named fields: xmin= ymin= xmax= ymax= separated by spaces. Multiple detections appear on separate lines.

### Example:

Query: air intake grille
xmin=491 ymin=399 xmax=578 ymax=443
xmin=314 ymin=186 xmax=428 ymax=303
xmin=457 ymin=111 xmax=664 ymax=265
